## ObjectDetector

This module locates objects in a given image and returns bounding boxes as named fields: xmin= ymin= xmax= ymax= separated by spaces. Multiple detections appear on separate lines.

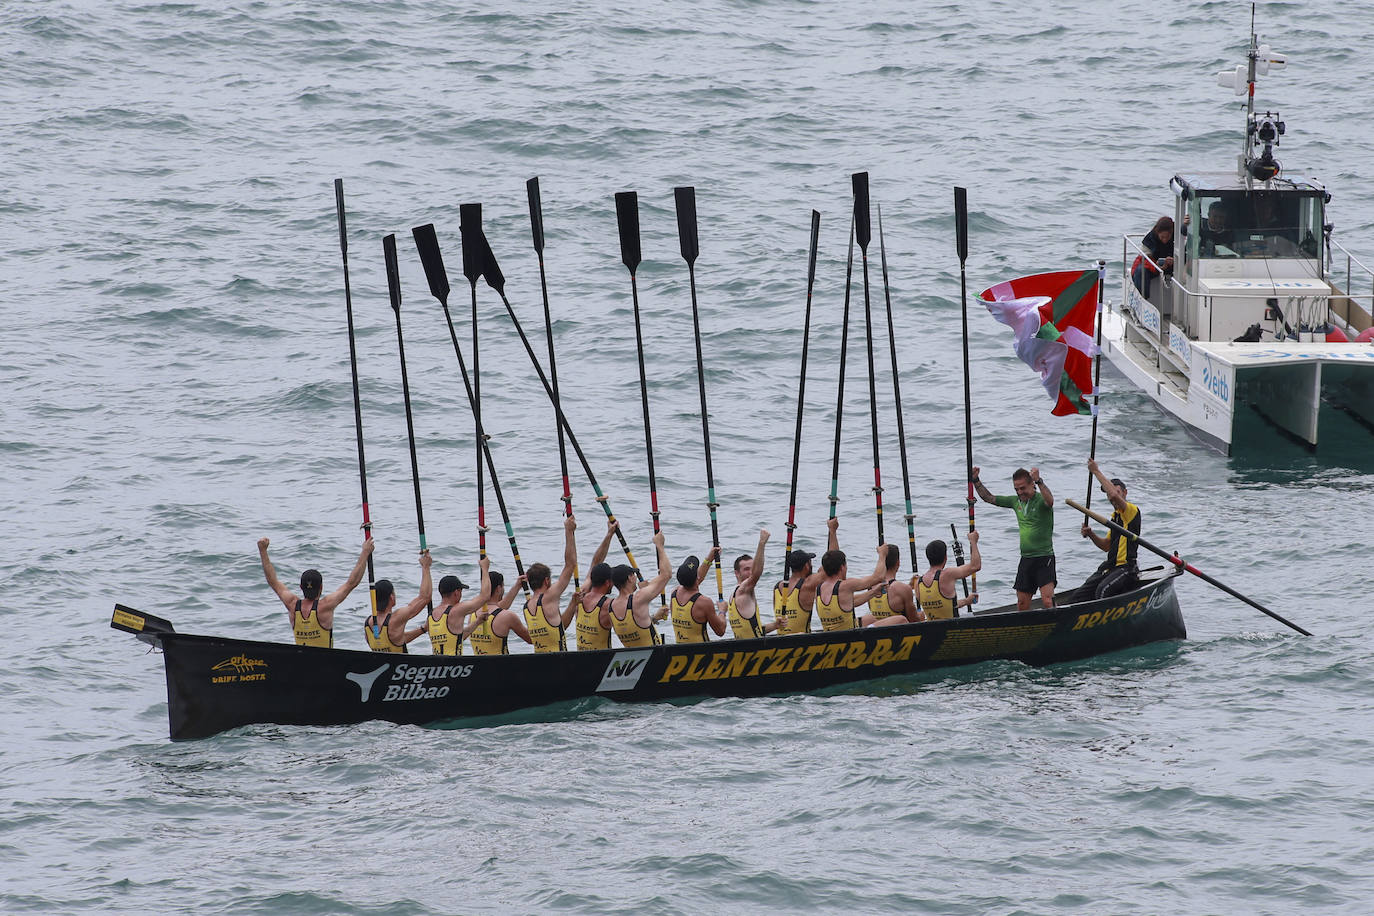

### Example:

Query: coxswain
xmin=911 ymin=531 xmax=981 ymax=621
xmin=860 ymin=544 xmax=923 ymax=625
xmin=1078 ymin=459 xmax=1142 ymax=599
xmin=364 ymin=550 xmax=434 ymax=653
xmin=812 ymin=523 xmax=894 ymax=631
xmin=521 ymin=516 xmax=579 ymax=653
xmin=426 ymin=556 xmax=492 ymax=655
xmin=571 ymin=517 xmax=620 ymax=651
xmin=772 ymin=546 xmax=816 ymax=635
xmin=669 ymin=547 xmax=726 ymax=643
xmin=468 ymin=570 xmax=531 ymax=655
xmin=257 ymin=536 xmax=374 ymax=648
xmin=603 ymin=530 xmax=671 ymax=647
xmin=721 ymin=528 xmax=776 ymax=639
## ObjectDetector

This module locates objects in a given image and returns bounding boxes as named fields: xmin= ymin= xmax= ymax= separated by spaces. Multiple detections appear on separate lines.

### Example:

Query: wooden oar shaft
xmin=828 ymin=218 xmax=856 ymax=520
xmin=955 ymin=187 xmax=976 ymax=595
xmin=491 ymin=288 xmax=644 ymax=578
xmin=333 ymin=179 xmax=376 ymax=596
xmin=1066 ymin=499 xmax=1312 ymax=636
xmin=879 ymin=206 xmax=917 ymax=573
xmin=783 ymin=210 xmax=821 ymax=578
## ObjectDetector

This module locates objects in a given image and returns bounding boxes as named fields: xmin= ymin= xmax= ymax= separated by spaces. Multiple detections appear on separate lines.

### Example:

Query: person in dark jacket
xmin=1131 ymin=215 xmax=1174 ymax=299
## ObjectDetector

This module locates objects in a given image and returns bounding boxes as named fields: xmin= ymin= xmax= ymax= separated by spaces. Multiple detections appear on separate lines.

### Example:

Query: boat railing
xmin=1327 ymin=237 xmax=1374 ymax=332
xmin=1119 ymin=234 xmax=1374 ymax=343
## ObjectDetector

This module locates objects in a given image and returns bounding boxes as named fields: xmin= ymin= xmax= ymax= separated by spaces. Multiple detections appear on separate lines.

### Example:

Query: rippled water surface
xmin=5 ymin=1 xmax=1374 ymax=913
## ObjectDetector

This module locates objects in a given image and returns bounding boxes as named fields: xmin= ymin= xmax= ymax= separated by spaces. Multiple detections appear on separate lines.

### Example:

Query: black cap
xmin=438 ymin=574 xmax=467 ymax=596
xmin=786 ymin=550 xmax=815 ymax=574
xmin=676 ymin=555 xmax=700 ymax=587
xmin=300 ymin=569 xmax=322 ymax=599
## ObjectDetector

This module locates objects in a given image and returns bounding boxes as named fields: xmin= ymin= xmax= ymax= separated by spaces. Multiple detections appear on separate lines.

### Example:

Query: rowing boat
xmin=113 ymin=570 xmax=1185 ymax=740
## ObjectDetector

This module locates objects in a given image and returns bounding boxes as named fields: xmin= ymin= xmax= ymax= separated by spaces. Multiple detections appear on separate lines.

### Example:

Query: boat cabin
xmin=1156 ymin=174 xmax=1331 ymax=343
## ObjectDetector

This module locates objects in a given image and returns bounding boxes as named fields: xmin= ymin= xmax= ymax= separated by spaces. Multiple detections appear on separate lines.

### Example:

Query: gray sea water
xmin=5 ymin=1 xmax=1374 ymax=913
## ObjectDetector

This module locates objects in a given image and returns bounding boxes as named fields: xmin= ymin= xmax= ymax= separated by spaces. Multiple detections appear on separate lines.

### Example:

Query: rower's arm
xmin=257 ymin=539 xmax=296 ymax=608
xmin=455 ymin=559 xmax=493 ymax=615
xmin=949 ymin=530 xmax=982 ymax=578
xmin=701 ymin=596 xmax=727 ymax=637
xmin=638 ymin=533 xmax=672 ymax=604
xmin=505 ymin=612 xmax=532 ymax=645
xmin=591 ymin=519 xmax=618 ymax=567
xmin=324 ymin=539 xmax=375 ymax=608
xmin=560 ymin=590 xmax=583 ymax=628
xmin=1080 ymin=522 xmax=1109 ymax=551
xmin=743 ymin=529 xmax=770 ymax=592
xmin=694 ymin=544 xmax=717 ymax=589
xmin=549 ymin=517 xmax=578 ymax=601
xmin=826 ymin=516 xmax=839 ymax=552
xmin=498 ymin=578 xmax=526 ymax=611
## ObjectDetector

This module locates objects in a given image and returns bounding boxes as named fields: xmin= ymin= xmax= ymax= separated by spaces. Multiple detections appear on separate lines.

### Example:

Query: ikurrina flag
xmin=980 ymin=269 xmax=1099 ymax=416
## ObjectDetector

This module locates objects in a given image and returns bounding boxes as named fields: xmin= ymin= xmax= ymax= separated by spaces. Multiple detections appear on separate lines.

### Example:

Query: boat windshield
xmin=1188 ymin=190 xmax=1323 ymax=261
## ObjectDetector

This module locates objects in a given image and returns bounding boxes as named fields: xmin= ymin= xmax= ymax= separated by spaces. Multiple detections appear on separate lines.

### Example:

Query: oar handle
xmin=1065 ymin=499 xmax=1311 ymax=636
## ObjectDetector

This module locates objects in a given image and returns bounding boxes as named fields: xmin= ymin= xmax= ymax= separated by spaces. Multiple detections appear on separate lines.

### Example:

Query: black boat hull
xmin=116 ymin=573 xmax=1186 ymax=740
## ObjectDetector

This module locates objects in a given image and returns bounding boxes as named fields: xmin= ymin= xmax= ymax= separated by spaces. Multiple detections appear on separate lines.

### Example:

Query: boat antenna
xmin=333 ymin=179 xmax=376 ymax=614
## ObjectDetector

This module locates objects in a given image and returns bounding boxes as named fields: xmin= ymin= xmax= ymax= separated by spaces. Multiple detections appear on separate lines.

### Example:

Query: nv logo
xmin=596 ymin=649 xmax=653 ymax=693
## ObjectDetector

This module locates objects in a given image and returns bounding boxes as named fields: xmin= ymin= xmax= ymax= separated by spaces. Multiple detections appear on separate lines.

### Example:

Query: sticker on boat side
xmin=597 ymin=650 xmax=653 ymax=692
xmin=210 ymin=654 xmax=268 ymax=684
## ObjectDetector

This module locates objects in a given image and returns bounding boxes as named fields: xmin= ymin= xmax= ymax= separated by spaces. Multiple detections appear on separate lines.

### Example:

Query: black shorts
xmin=1014 ymin=555 xmax=1057 ymax=594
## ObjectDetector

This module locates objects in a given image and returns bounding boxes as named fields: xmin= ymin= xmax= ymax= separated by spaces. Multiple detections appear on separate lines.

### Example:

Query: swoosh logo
xmin=345 ymin=664 xmax=389 ymax=701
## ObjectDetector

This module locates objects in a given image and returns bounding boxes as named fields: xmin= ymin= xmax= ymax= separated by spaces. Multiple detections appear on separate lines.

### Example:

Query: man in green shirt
xmin=972 ymin=465 xmax=1055 ymax=610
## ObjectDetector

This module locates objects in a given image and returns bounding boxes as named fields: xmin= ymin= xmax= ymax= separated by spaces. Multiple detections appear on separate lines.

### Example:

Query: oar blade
xmin=333 ymin=178 xmax=349 ymax=256
xmin=526 ymin=177 xmax=545 ymax=254
xmin=807 ymin=210 xmax=820 ymax=287
xmin=411 ymin=223 xmax=451 ymax=305
xmin=852 ymin=172 xmax=871 ymax=251
xmin=954 ymin=186 xmax=969 ymax=263
xmin=459 ymin=203 xmax=484 ymax=285
xmin=383 ymin=233 xmax=402 ymax=313
xmin=479 ymin=231 xmax=506 ymax=295
xmin=615 ymin=191 xmax=642 ymax=272
xmin=674 ymin=186 xmax=698 ymax=265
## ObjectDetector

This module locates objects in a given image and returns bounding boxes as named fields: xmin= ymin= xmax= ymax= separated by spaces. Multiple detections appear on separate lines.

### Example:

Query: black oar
xmin=383 ymin=233 xmax=432 ymax=613
xmin=411 ymin=222 xmax=529 ymax=590
xmin=827 ymin=216 xmax=856 ymax=521
xmin=674 ymin=186 xmax=724 ymax=602
xmin=782 ymin=211 xmax=822 ymax=578
xmin=1084 ymin=259 xmax=1107 ymax=509
xmin=853 ymin=172 xmax=884 ymax=545
xmin=949 ymin=523 xmax=971 ymax=608
xmin=479 ymin=231 xmax=646 ymax=582
xmin=332 ymin=179 xmax=376 ymax=613
xmin=527 ymin=177 xmax=578 ymax=590
xmin=954 ymin=187 xmax=976 ymax=597
xmin=1065 ymin=499 xmax=1312 ymax=636
xmin=879 ymin=205 xmax=917 ymax=573
xmin=616 ymin=191 xmax=662 ymax=539
xmin=459 ymin=204 xmax=487 ymax=562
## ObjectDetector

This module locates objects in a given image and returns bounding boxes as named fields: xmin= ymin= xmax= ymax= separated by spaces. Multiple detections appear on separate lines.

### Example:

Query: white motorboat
xmin=1101 ymin=22 xmax=1374 ymax=455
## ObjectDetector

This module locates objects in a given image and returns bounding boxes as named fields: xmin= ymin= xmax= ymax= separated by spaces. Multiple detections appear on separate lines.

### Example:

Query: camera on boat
xmin=1245 ymin=112 xmax=1284 ymax=181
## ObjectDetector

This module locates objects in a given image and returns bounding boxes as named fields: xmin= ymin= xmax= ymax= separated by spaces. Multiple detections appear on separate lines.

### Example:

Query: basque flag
xmin=980 ymin=269 xmax=1099 ymax=416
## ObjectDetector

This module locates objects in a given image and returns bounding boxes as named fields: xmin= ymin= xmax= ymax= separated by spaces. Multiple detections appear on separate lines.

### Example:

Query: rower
xmin=257 ymin=536 xmax=374 ymax=648
xmin=521 ymin=516 xmax=578 ymax=654
xmin=811 ymin=521 xmax=893 ymax=631
xmin=669 ymin=547 xmax=726 ymax=643
xmin=1078 ymin=459 xmax=1142 ymax=599
xmin=364 ymin=550 xmax=433 ymax=653
xmin=912 ymin=532 xmax=981 ymax=621
xmin=722 ymin=528 xmax=775 ymax=639
xmin=860 ymin=544 xmax=922 ymax=625
xmin=604 ymin=530 xmax=671 ymax=647
xmin=426 ymin=556 xmax=492 ymax=655
xmin=571 ymin=518 xmax=621 ymax=651
xmin=468 ymin=570 xmax=531 ymax=655
xmin=773 ymin=547 xmax=816 ymax=635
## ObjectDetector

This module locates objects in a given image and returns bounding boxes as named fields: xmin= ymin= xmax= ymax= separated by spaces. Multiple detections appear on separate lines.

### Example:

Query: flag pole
xmin=955 ymin=187 xmax=976 ymax=598
xmin=1084 ymin=258 xmax=1107 ymax=509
